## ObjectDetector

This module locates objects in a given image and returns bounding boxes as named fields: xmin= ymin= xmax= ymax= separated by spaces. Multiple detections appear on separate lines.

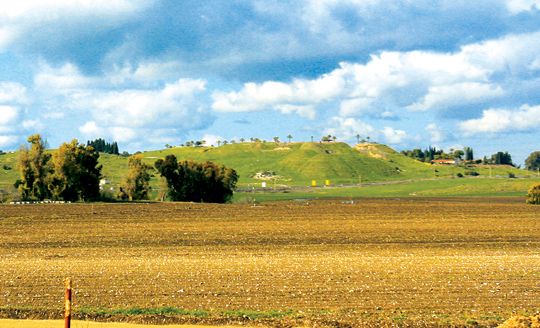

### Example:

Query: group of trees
xmin=400 ymin=146 xmax=517 ymax=166
xmin=17 ymin=134 xmax=238 ymax=203
xmin=486 ymin=151 xmax=513 ymax=166
xmin=400 ymin=146 xmax=466 ymax=163
xmin=87 ymin=138 xmax=119 ymax=155
xmin=18 ymin=135 xmax=102 ymax=202
xmin=155 ymin=155 xmax=238 ymax=203
xmin=525 ymin=151 xmax=540 ymax=171
xmin=117 ymin=156 xmax=154 ymax=201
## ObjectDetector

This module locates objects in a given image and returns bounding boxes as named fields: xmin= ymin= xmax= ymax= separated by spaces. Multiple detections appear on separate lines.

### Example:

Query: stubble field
xmin=1 ymin=198 xmax=540 ymax=327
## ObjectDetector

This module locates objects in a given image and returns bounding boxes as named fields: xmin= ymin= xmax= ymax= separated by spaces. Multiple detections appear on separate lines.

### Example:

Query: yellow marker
xmin=312 ymin=180 xmax=316 ymax=186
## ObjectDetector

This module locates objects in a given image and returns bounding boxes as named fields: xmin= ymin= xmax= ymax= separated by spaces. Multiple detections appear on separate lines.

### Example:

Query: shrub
xmin=527 ymin=183 xmax=540 ymax=204
xmin=465 ymin=170 xmax=479 ymax=176
xmin=456 ymin=173 xmax=464 ymax=178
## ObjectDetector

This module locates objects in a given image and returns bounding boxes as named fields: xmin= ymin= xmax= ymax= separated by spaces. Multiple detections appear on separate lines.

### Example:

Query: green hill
xmin=128 ymin=142 xmax=529 ymax=188
xmin=0 ymin=142 xmax=534 ymax=197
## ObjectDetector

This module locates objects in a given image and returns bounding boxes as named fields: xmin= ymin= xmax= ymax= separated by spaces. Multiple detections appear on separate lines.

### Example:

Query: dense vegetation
xmin=17 ymin=135 xmax=102 ymax=202
xmin=155 ymin=155 xmax=238 ymax=203
xmin=87 ymin=138 xmax=119 ymax=155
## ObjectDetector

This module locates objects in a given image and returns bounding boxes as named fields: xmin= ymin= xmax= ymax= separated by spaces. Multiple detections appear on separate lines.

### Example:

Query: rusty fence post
xmin=65 ymin=277 xmax=72 ymax=328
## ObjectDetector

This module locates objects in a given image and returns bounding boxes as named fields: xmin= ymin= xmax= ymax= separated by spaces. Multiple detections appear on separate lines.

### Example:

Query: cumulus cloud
xmin=406 ymin=83 xmax=505 ymax=112
xmin=0 ymin=106 xmax=19 ymax=125
xmin=1 ymin=0 xmax=530 ymax=82
xmin=507 ymin=0 xmax=540 ymax=13
xmin=322 ymin=117 xmax=375 ymax=142
xmin=381 ymin=127 xmax=411 ymax=144
xmin=74 ymin=78 xmax=213 ymax=146
xmin=425 ymin=123 xmax=447 ymax=143
xmin=0 ymin=106 xmax=21 ymax=148
xmin=211 ymin=28 xmax=540 ymax=129
xmin=0 ymin=82 xmax=28 ymax=103
xmin=459 ymin=104 xmax=540 ymax=135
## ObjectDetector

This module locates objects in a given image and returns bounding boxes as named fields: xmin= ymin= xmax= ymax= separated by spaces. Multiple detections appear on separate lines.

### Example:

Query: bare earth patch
xmin=1 ymin=198 xmax=539 ymax=327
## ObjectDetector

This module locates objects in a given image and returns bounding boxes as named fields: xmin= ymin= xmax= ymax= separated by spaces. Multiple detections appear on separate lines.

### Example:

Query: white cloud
xmin=34 ymin=63 xmax=96 ymax=94
xmin=322 ymin=117 xmax=375 ymax=142
xmin=201 ymin=134 xmax=224 ymax=147
xmin=0 ymin=0 xmax=148 ymax=17
xmin=110 ymin=127 xmax=137 ymax=143
xmin=71 ymin=78 xmax=211 ymax=144
xmin=507 ymin=0 xmax=540 ymax=13
xmin=0 ymin=106 xmax=19 ymax=125
xmin=0 ymin=1 xmax=153 ymax=52
xmin=22 ymin=119 xmax=43 ymax=130
xmin=425 ymin=123 xmax=446 ymax=143
xmin=211 ymin=69 xmax=346 ymax=115
xmin=339 ymin=98 xmax=374 ymax=116
xmin=0 ymin=135 xmax=18 ymax=147
xmin=273 ymin=104 xmax=316 ymax=119
xmin=79 ymin=121 xmax=102 ymax=136
xmin=459 ymin=104 xmax=540 ymax=135
xmin=407 ymin=83 xmax=504 ymax=111
xmin=381 ymin=126 xmax=410 ymax=144
xmin=91 ymin=78 xmax=206 ymax=128
xmin=0 ymin=82 xmax=28 ymax=103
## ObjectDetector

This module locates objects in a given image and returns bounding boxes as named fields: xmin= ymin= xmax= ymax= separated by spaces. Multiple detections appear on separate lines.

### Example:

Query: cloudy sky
xmin=1 ymin=0 xmax=540 ymax=165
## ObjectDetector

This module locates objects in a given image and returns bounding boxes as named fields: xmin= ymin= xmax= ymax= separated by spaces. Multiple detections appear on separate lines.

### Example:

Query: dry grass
xmin=1 ymin=198 xmax=540 ymax=327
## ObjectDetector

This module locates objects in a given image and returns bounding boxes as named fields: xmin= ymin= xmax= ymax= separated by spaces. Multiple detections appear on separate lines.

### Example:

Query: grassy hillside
xmin=140 ymin=142 xmax=531 ymax=187
xmin=0 ymin=142 xmax=536 ymax=199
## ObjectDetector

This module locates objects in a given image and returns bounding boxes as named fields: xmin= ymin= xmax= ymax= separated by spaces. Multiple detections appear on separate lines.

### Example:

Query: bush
xmin=456 ymin=173 xmax=464 ymax=178
xmin=464 ymin=170 xmax=479 ymax=176
xmin=527 ymin=183 xmax=540 ymax=204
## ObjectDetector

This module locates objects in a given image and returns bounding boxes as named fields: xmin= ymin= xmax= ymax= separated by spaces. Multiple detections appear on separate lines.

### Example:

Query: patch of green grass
xmin=234 ymin=176 xmax=540 ymax=202
xmin=77 ymin=306 xmax=210 ymax=317
xmin=74 ymin=306 xmax=298 ymax=319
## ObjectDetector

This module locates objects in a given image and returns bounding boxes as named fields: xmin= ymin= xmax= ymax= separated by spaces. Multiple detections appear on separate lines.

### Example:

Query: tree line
xmin=400 ymin=146 xmax=517 ymax=166
xmin=87 ymin=138 xmax=119 ymax=155
xmin=16 ymin=134 xmax=238 ymax=203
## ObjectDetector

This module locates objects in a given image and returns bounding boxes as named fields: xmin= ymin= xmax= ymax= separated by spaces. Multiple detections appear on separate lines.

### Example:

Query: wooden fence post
xmin=65 ymin=277 xmax=72 ymax=328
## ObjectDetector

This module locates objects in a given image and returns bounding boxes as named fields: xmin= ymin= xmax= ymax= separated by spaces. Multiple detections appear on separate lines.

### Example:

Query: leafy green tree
xmin=527 ymin=183 xmax=540 ymax=204
xmin=18 ymin=134 xmax=52 ymax=200
xmin=525 ymin=151 xmax=540 ymax=171
xmin=155 ymin=155 xmax=238 ymax=203
xmin=491 ymin=151 xmax=513 ymax=166
xmin=466 ymin=147 xmax=474 ymax=161
xmin=287 ymin=135 xmax=292 ymax=143
xmin=49 ymin=140 xmax=102 ymax=201
xmin=453 ymin=150 xmax=464 ymax=160
xmin=118 ymin=156 xmax=153 ymax=201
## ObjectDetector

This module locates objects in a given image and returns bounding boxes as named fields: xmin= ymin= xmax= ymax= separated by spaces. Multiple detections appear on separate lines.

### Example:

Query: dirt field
xmin=0 ymin=319 xmax=242 ymax=328
xmin=1 ymin=198 xmax=539 ymax=327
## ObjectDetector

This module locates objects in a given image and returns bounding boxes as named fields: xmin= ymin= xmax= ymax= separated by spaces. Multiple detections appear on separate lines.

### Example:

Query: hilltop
xmin=117 ymin=142 xmax=528 ymax=188
xmin=0 ymin=142 xmax=532 ymax=195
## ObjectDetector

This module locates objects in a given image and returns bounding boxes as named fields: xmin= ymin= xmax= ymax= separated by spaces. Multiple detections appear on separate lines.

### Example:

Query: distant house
xmin=100 ymin=179 xmax=111 ymax=185
xmin=432 ymin=159 xmax=456 ymax=165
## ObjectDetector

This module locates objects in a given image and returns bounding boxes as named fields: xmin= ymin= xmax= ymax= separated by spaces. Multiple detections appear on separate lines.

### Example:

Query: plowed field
xmin=1 ymin=198 xmax=539 ymax=327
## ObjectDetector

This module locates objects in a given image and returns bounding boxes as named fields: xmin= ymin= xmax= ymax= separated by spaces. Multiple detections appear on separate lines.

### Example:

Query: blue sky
xmin=1 ymin=0 xmax=540 ymax=165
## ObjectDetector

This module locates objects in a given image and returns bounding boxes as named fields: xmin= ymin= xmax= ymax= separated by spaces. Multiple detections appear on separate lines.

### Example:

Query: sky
xmin=1 ymin=0 xmax=540 ymax=165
